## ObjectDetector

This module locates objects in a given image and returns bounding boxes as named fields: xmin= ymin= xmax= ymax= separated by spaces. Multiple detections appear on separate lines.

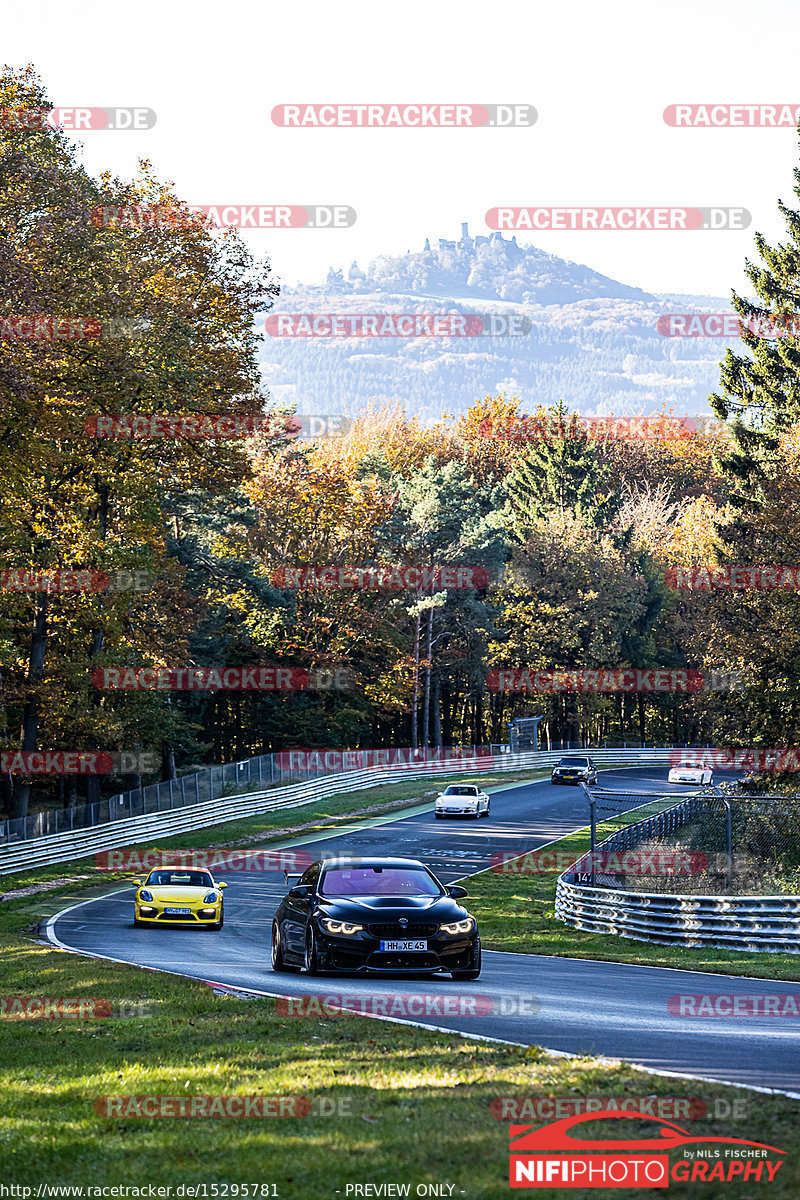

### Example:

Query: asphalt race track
xmin=47 ymin=767 xmax=800 ymax=1094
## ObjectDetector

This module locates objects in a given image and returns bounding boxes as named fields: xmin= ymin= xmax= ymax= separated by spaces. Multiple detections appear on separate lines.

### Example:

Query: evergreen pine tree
xmin=505 ymin=401 xmax=623 ymax=536
xmin=711 ymin=141 xmax=800 ymax=508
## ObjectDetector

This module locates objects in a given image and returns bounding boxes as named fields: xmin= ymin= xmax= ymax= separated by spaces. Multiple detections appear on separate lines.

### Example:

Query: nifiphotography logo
xmin=508 ymin=1111 xmax=785 ymax=1188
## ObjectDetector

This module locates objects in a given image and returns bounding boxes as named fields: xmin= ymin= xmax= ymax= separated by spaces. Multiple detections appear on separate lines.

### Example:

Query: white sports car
xmin=668 ymin=763 xmax=713 ymax=785
xmin=434 ymin=783 xmax=490 ymax=818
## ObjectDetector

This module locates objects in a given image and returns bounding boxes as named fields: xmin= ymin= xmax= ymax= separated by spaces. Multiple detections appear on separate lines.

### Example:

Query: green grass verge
xmin=1 ymin=905 xmax=798 ymax=1196
xmin=467 ymin=803 xmax=800 ymax=980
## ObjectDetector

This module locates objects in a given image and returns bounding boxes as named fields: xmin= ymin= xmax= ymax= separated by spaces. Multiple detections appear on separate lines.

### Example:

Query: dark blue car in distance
xmin=271 ymin=856 xmax=481 ymax=979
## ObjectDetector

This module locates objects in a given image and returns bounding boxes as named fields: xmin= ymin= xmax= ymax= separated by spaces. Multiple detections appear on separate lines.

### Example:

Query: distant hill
xmin=258 ymin=225 xmax=731 ymax=422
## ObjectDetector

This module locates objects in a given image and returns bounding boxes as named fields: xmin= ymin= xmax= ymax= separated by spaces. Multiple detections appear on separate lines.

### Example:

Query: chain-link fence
xmin=569 ymin=785 xmax=800 ymax=896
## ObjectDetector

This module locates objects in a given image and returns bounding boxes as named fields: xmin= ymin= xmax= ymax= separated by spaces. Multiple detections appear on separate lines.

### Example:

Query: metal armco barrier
xmin=556 ymin=794 xmax=800 ymax=953
xmin=0 ymin=748 xmax=678 ymax=876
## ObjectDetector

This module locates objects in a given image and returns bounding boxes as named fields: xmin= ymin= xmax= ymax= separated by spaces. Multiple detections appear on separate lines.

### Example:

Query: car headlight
xmin=138 ymin=889 xmax=153 ymax=902
xmin=440 ymin=918 xmax=475 ymax=935
xmin=320 ymin=918 xmax=364 ymax=935
xmin=203 ymin=891 xmax=219 ymax=904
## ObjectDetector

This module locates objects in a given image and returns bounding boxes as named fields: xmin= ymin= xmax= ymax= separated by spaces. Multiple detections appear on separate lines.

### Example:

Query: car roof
xmin=147 ymin=868 xmax=214 ymax=879
xmin=318 ymin=856 xmax=427 ymax=870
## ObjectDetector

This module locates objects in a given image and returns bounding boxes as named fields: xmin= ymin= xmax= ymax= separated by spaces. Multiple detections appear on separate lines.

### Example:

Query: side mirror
xmin=218 ymin=882 xmax=228 ymax=889
xmin=448 ymin=885 xmax=467 ymax=898
xmin=289 ymin=884 xmax=313 ymax=899
xmin=133 ymin=879 xmax=142 ymax=887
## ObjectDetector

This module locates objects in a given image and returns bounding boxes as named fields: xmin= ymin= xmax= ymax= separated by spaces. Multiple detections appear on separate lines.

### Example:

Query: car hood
xmin=142 ymin=886 xmax=214 ymax=903
xmin=316 ymin=895 xmax=467 ymax=921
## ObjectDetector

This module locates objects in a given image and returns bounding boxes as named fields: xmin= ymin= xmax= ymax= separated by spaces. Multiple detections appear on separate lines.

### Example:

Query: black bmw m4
xmin=270 ymin=856 xmax=481 ymax=979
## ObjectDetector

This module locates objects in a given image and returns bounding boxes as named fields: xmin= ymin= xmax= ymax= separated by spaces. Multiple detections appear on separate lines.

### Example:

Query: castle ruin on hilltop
xmin=425 ymin=222 xmax=520 ymax=254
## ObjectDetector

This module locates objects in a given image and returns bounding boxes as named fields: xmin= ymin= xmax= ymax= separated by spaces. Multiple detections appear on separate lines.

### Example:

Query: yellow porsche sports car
xmin=133 ymin=868 xmax=227 ymax=929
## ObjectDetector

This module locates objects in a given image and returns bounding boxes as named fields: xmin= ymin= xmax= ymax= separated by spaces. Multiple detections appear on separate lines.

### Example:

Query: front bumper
xmin=135 ymin=903 xmax=222 ymax=926
xmin=435 ymin=806 xmax=480 ymax=817
xmin=314 ymin=930 xmax=480 ymax=974
xmin=552 ymin=774 xmax=587 ymax=785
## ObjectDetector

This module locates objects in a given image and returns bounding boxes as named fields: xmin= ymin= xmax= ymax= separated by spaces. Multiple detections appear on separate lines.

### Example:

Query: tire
xmin=304 ymin=924 xmax=320 ymax=975
xmin=271 ymin=922 xmax=291 ymax=972
xmin=211 ymin=910 xmax=224 ymax=930
xmin=133 ymin=916 xmax=145 ymax=928
xmin=482 ymin=801 xmax=491 ymax=818
xmin=451 ymin=944 xmax=481 ymax=981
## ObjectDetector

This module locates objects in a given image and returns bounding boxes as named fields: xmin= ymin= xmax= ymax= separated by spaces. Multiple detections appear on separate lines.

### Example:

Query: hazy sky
xmin=6 ymin=0 xmax=800 ymax=298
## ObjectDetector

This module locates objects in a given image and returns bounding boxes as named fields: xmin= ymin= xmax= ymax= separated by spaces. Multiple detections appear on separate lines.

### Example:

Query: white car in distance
xmin=668 ymin=762 xmax=714 ymax=785
xmin=434 ymin=783 xmax=490 ymax=819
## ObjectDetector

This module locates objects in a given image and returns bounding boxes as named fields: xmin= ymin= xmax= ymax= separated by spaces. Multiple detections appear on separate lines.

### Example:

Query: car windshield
xmin=146 ymin=871 xmax=214 ymax=888
xmin=559 ymin=758 xmax=587 ymax=767
xmin=320 ymin=866 xmax=443 ymax=897
xmin=443 ymin=786 xmax=477 ymax=795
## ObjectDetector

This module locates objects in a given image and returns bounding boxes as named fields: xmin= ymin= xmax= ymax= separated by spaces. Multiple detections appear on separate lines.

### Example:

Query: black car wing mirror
xmin=448 ymin=885 xmax=467 ymax=898
xmin=288 ymin=884 xmax=313 ymax=899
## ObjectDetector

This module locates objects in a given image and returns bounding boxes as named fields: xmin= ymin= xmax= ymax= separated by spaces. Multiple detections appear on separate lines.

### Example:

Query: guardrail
xmin=2 ymin=741 xmax=704 ymax=845
xmin=555 ymin=794 xmax=800 ymax=953
xmin=0 ymin=747 xmax=680 ymax=877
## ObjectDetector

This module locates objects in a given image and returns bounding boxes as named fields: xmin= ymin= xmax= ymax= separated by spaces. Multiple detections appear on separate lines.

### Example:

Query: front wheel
xmin=483 ymin=801 xmax=491 ymax=818
xmin=210 ymin=911 xmax=224 ymax=930
xmin=304 ymin=925 xmax=321 ymax=975
xmin=271 ymin=922 xmax=291 ymax=971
